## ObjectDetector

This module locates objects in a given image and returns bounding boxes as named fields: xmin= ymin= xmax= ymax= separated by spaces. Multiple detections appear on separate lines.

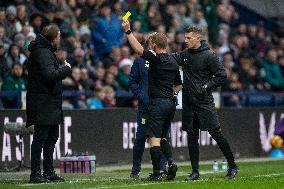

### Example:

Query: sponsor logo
xmin=259 ymin=112 xmax=284 ymax=152
xmin=1 ymin=116 xmax=72 ymax=162
xmin=122 ymin=121 xmax=216 ymax=149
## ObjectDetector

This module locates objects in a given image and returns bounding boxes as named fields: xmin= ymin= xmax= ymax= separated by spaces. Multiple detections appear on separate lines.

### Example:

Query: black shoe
xmin=166 ymin=162 xmax=178 ymax=180
xmin=185 ymin=172 xmax=200 ymax=181
xmin=29 ymin=172 xmax=49 ymax=183
xmin=130 ymin=171 xmax=140 ymax=179
xmin=145 ymin=172 xmax=167 ymax=182
xmin=225 ymin=167 xmax=239 ymax=179
xmin=43 ymin=171 xmax=65 ymax=182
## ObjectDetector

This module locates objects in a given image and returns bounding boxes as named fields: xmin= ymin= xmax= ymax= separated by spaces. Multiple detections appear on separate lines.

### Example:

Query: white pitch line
xmin=17 ymin=171 xmax=213 ymax=186
xmin=92 ymin=172 xmax=284 ymax=189
xmin=18 ymin=172 xmax=284 ymax=187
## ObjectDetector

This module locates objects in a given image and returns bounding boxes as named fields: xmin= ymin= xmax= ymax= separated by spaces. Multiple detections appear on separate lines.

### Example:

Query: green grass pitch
xmin=1 ymin=159 xmax=284 ymax=189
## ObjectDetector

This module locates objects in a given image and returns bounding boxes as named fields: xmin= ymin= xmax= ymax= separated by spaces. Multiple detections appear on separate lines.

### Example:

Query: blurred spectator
xmin=160 ymin=3 xmax=175 ymax=32
xmin=0 ymin=7 xmax=5 ymax=25
xmin=107 ymin=63 xmax=119 ymax=77
xmin=223 ymin=52 xmax=236 ymax=68
xmin=72 ymin=47 xmax=85 ymax=68
xmin=14 ymin=34 xmax=27 ymax=64
xmin=79 ymin=25 xmax=91 ymax=49
xmin=54 ymin=7 xmax=72 ymax=40
xmin=102 ymin=47 xmax=121 ymax=65
xmin=16 ymin=4 xmax=28 ymax=25
xmin=41 ymin=4 xmax=57 ymax=27
xmin=102 ymin=85 xmax=116 ymax=108
xmin=1 ymin=62 xmax=25 ymax=109
xmin=63 ymin=66 xmax=83 ymax=91
xmin=92 ymin=2 xmax=124 ymax=56
xmin=175 ymin=32 xmax=185 ymax=52
xmin=186 ymin=9 xmax=208 ymax=31
xmin=87 ymin=88 xmax=105 ymax=109
xmin=62 ymin=28 xmax=76 ymax=62
xmin=200 ymin=0 xmax=218 ymax=33
xmin=218 ymin=32 xmax=230 ymax=56
xmin=29 ymin=13 xmax=42 ymax=35
xmin=222 ymin=71 xmax=242 ymax=107
xmin=117 ymin=58 xmax=133 ymax=91
xmin=131 ymin=0 xmax=150 ymax=32
xmin=80 ymin=68 xmax=94 ymax=91
xmin=263 ymin=49 xmax=284 ymax=90
xmin=0 ymin=25 xmax=12 ymax=51
xmin=256 ymin=30 xmax=268 ymax=57
xmin=62 ymin=66 xmax=87 ymax=109
xmin=4 ymin=5 xmax=18 ymax=39
xmin=6 ymin=43 xmax=20 ymax=68
xmin=0 ymin=40 xmax=9 ymax=82
xmin=238 ymin=54 xmax=263 ymax=91
xmin=120 ymin=45 xmax=130 ymax=60
xmin=104 ymin=71 xmax=120 ymax=91
xmin=175 ymin=3 xmax=191 ymax=32
xmin=247 ymin=24 xmax=258 ymax=50
xmin=93 ymin=65 xmax=105 ymax=89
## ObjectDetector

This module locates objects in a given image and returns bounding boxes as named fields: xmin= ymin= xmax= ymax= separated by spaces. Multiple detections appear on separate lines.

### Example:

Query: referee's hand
xmin=122 ymin=20 xmax=130 ymax=32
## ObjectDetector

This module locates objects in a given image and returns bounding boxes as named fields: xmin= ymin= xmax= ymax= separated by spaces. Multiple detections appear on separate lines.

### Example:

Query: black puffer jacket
xmin=173 ymin=40 xmax=227 ymax=104
xmin=26 ymin=34 xmax=71 ymax=126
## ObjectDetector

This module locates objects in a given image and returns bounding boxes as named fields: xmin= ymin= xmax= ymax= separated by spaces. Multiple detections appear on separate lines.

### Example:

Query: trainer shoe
xmin=145 ymin=172 xmax=167 ymax=182
xmin=185 ymin=172 xmax=200 ymax=181
xmin=43 ymin=171 xmax=65 ymax=182
xmin=29 ymin=171 xmax=49 ymax=183
xmin=166 ymin=162 xmax=178 ymax=180
xmin=130 ymin=171 xmax=140 ymax=179
xmin=225 ymin=167 xmax=239 ymax=179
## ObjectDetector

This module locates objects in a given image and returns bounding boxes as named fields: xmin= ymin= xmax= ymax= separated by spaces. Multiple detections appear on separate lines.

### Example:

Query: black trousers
xmin=187 ymin=113 xmax=236 ymax=172
xmin=31 ymin=125 xmax=59 ymax=174
xmin=146 ymin=98 xmax=176 ymax=138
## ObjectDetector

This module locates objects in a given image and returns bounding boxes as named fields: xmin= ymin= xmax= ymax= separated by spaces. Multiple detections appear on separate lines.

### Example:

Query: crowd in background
xmin=0 ymin=0 xmax=283 ymax=109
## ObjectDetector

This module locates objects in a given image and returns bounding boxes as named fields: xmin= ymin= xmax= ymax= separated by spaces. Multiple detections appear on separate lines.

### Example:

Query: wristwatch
xmin=125 ymin=30 xmax=132 ymax=35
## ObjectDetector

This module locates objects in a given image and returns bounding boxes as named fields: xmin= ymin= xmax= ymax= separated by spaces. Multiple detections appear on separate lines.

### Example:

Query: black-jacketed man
xmin=122 ymin=20 xmax=182 ymax=181
xmin=172 ymin=27 xmax=238 ymax=181
xmin=27 ymin=25 xmax=71 ymax=183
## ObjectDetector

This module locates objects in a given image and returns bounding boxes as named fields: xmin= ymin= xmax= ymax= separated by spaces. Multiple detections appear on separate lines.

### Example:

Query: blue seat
xmin=248 ymin=94 xmax=274 ymax=107
xmin=274 ymin=95 xmax=284 ymax=106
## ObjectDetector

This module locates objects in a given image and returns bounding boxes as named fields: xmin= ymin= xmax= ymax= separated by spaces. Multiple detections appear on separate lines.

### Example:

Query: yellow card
xmin=122 ymin=11 xmax=131 ymax=21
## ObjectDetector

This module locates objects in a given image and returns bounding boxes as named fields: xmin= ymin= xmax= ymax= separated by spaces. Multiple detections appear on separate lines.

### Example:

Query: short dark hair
xmin=148 ymin=32 xmax=167 ymax=49
xmin=185 ymin=27 xmax=203 ymax=35
xmin=29 ymin=12 xmax=42 ymax=23
xmin=41 ymin=24 xmax=60 ymax=42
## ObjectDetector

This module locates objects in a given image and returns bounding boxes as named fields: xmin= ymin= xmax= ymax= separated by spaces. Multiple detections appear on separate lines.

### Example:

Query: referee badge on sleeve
xmin=141 ymin=118 xmax=146 ymax=125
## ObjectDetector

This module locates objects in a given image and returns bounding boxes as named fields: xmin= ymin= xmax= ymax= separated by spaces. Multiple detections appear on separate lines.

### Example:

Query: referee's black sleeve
xmin=141 ymin=50 xmax=157 ymax=63
xmin=171 ymin=52 xmax=183 ymax=66
xmin=174 ymin=69 xmax=182 ymax=86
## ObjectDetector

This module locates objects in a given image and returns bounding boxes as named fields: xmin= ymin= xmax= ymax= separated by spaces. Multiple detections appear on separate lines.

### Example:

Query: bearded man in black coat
xmin=26 ymin=24 xmax=71 ymax=183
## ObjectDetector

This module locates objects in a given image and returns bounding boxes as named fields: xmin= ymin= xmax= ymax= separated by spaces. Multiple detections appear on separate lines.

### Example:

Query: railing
xmin=221 ymin=91 xmax=284 ymax=107
xmin=0 ymin=90 xmax=283 ymax=109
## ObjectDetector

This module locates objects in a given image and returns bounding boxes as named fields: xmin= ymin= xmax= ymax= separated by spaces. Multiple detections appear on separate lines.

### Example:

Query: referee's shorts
xmin=146 ymin=98 xmax=176 ymax=138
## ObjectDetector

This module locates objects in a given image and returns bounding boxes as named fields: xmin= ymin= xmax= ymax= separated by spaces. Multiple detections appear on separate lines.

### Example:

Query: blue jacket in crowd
xmin=128 ymin=57 xmax=149 ymax=113
xmin=92 ymin=14 xmax=124 ymax=55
